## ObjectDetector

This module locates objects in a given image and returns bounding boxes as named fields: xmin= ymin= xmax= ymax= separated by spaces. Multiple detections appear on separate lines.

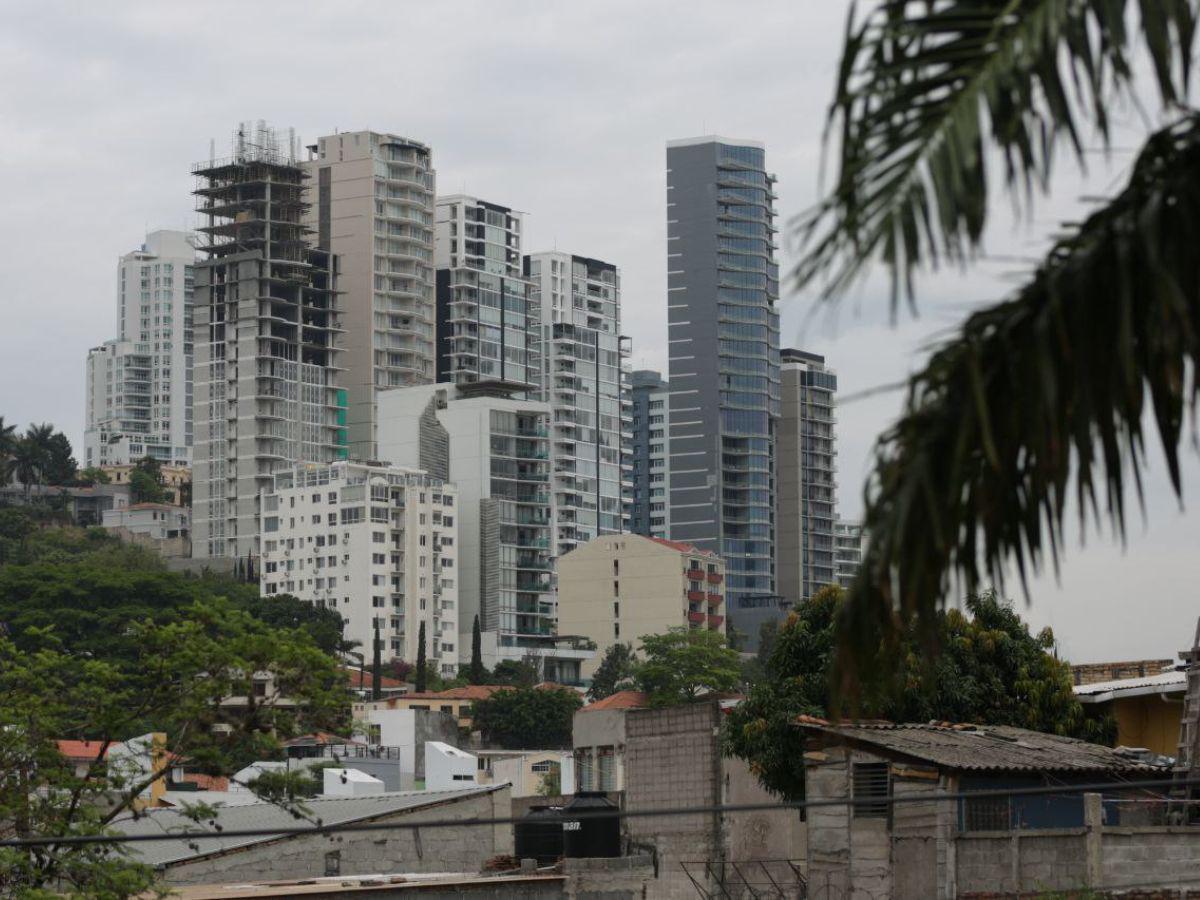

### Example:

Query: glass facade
xmin=666 ymin=137 xmax=780 ymax=614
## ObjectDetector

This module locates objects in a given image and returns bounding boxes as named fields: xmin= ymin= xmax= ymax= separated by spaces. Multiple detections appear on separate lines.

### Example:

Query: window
xmin=852 ymin=762 xmax=890 ymax=819
xmin=963 ymin=795 xmax=1011 ymax=831
xmin=324 ymin=851 xmax=340 ymax=877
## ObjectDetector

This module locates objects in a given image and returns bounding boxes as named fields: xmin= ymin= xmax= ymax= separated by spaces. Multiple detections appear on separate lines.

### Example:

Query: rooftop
xmin=646 ymin=536 xmax=719 ymax=558
xmin=797 ymin=720 xmax=1165 ymax=774
xmin=582 ymin=690 xmax=649 ymax=711
xmin=1073 ymin=670 xmax=1187 ymax=703
xmin=117 ymin=786 xmax=503 ymax=868
xmin=56 ymin=740 xmax=112 ymax=760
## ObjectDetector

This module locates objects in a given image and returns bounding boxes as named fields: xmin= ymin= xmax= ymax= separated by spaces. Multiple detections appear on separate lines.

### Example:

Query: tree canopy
xmin=0 ymin=600 xmax=349 ymax=895
xmin=587 ymin=642 xmax=637 ymax=701
xmin=634 ymin=628 xmax=741 ymax=707
xmin=724 ymin=586 xmax=1110 ymax=801
xmin=0 ymin=521 xmax=350 ymax=661
xmin=471 ymin=686 xmax=582 ymax=750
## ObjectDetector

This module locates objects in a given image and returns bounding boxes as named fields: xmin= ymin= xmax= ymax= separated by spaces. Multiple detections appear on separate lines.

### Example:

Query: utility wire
xmin=5 ymin=776 xmax=1200 ymax=848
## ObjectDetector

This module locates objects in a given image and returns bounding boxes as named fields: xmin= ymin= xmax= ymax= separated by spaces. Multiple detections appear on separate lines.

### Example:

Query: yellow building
xmin=1074 ymin=670 xmax=1186 ymax=755
xmin=102 ymin=464 xmax=190 ymax=506
xmin=556 ymin=534 xmax=726 ymax=681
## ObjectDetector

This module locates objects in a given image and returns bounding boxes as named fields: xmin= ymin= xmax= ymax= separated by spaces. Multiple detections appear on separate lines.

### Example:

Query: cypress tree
xmin=372 ymin=621 xmax=382 ymax=701
xmin=415 ymin=621 xmax=427 ymax=693
xmin=470 ymin=614 xmax=484 ymax=684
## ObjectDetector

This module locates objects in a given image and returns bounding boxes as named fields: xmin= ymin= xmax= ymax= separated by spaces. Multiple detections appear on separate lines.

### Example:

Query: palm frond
xmin=795 ymin=0 xmax=1196 ymax=308
xmin=839 ymin=113 xmax=1200 ymax=688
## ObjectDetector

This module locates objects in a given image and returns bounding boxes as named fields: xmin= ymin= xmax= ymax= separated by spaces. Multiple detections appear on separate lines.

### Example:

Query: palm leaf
xmin=838 ymin=114 xmax=1200 ymax=692
xmin=795 ymin=0 xmax=1196 ymax=308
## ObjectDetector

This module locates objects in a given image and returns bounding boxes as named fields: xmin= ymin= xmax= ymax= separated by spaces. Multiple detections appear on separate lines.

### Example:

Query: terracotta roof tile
xmin=647 ymin=536 xmax=719 ymax=558
xmin=583 ymin=690 xmax=649 ymax=711
xmin=56 ymin=740 xmax=112 ymax=760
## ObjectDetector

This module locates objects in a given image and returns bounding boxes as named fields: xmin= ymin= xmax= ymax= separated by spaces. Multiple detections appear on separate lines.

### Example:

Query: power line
xmin=4 ymin=775 xmax=1198 ymax=849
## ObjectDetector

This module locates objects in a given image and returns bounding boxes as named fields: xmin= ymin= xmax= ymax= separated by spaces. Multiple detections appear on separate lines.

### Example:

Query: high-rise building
xmin=260 ymin=461 xmax=459 ymax=675
xmin=628 ymin=369 xmax=671 ymax=538
xmin=84 ymin=231 xmax=196 ymax=468
xmin=303 ymin=131 xmax=436 ymax=460
xmin=378 ymin=384 xmax=591 ymax=684
xmin=664 ymin=136 xmax=781 ymax=614
xmin=778 ymin=348 xmax=838 ymax=603
xmin=525 ymin=251 xmax=630 ymax=556
xmin=435 ymin=195 xmax=539 ymax=393
xmin=835 ymin=519 xmax=864 ymax=589
xmin=191 ymin=122 xmax=346 ymax=560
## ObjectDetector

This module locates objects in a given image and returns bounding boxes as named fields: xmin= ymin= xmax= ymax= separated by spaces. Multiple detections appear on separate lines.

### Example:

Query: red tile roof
xmin=399 ymin=683 xmax=572 ymax=702
xmin=339 ymin=667 xmax=409 ymax=690
xmin=647 ymin=536 xmax=719 ymax=558
xmin=56 ymin=740 xmax=112 ymax=760
xmin=182 ymin=773 xmax=229 ymax=791
xmin=583 ymin=690 xmax=649 ymax=711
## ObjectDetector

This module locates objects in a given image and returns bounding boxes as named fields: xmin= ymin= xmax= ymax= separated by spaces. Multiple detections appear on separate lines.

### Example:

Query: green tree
xmin=587 ymin=642 xmax=636 ymax=701
xmin=237 ymin=593 xmax=351 ymax=657
xmin=11 ymin=436 xmax=42 ymax=499
xmin=129 ymin=456 xmax=166 ymax=504
xmin=42 ymin=432 xmax=76 ymax=486
xmin=0 ymin=521 xmax=349 ymax=663
xmin=635 ymin=628 xmax=741 ymax=707
xmin=724 ymin=586 xmax=1109 ymax=801
xmin=471 ymin=686 xmax=582 ymax=749
xmin=469 ymin=614 xmax=486 ymax=684
xmin=0 ymin=600 xmax=349 ymax=896
xmin=0 ymin=416 xmax=16 ymax=485
xmin=790 ymin=1 xmax=1200 ymax=682
xmin=75 ymin=467 xmax=111 ymax=487
xmin=492 ymin=658 xmax=538 ymax=688
xmin=415 ymin=621 xmax=427 ymax=693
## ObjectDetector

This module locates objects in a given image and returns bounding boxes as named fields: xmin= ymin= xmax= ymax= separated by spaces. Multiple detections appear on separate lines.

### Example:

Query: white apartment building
xmin=434 ymin=195 xmax=540 ymax=392
xmin=260 ymin=461 xmax=458 ymax=675
xmin=378 ymin=384 xmax=591 ymax=684
xmin=303 ymin=131 xmax=437 ymax=460
xmin=778 ymin=348 xmax=839 ymax=604
xmin=835 ymin=519 xmax=864 ymax=589
xmin=525 ymin=252 xmax=631 ymax=556
xmin=84 ymin=230 xmax=196 ymax=468
xmin=191 ymin=124 xmax=346 ymax=560
xmin=629 ymin=370 xmax=671 ymax=538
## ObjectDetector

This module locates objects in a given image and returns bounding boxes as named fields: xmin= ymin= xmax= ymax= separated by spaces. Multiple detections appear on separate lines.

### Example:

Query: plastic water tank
xmin=514 ymin=805 xmax=563 ymax=866
xmin=561 ymin=791 xmax=620 ymax=858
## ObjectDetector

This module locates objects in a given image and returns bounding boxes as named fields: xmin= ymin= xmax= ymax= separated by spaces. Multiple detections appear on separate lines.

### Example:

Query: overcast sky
xmin=1 ymin=1 xmax=1195 ymax=662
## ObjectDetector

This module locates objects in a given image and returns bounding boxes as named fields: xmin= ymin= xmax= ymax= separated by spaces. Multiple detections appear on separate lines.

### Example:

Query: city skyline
xmin=3 ymin=2 xmax=1197 ymax=662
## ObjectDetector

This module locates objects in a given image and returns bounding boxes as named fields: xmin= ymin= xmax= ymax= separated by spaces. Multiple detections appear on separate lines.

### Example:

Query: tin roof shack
xmin=1074 ymin=669 xmax=1186 ymax=756
xmin=799 ymin=720 xmax=1183 ymax=898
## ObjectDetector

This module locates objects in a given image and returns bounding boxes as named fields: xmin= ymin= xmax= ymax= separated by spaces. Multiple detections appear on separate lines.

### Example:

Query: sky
xmin=0 ymin=1 xmax=1196 ymax=662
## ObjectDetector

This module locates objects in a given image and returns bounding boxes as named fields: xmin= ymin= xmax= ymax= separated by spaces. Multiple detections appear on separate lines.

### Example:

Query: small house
xmin=799 ymin=719 xmax=1177 ymax=897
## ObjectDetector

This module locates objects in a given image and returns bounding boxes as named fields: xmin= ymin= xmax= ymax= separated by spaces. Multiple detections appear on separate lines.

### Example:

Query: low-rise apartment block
xmin=260 ymin=461 xmax=458 ymax=675
xmin=556 ymin=534 xmax=726 ymax=681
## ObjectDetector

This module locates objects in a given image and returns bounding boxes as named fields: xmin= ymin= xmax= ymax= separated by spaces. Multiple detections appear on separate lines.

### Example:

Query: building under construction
xmin=191 ymin=122 xmax=346 ymax=560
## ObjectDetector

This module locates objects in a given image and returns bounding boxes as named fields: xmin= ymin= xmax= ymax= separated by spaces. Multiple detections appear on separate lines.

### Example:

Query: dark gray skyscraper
xmin=665 ymin=136 xmax=781 ymax=613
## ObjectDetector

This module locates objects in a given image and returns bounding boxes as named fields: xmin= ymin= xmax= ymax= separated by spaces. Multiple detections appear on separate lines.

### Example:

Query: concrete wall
xmin=163 ymin=788 xmax=512 ymax=886
xmin=622 ymin=701 xmax=805 ymax=899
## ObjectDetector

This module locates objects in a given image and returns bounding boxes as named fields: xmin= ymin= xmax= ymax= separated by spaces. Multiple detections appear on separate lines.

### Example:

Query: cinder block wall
xmin=163 ymin=788 xmax=513 ymax=886
xmin=624 ymin=702 xmax=721 ymax=900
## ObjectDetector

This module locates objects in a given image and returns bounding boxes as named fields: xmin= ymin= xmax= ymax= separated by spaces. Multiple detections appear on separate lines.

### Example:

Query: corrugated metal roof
xmin=117 ymin=786 xmax=501 ymax=868
xmin=1073 ymin=670 xmax=1186 ymax=702
xmin=798 ymin=722 xmax=1163 ymax=774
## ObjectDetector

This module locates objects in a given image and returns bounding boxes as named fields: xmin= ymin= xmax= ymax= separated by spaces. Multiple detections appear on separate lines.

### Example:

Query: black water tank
xmin=561 ymin=791 xmax=620 ymax=858
xmin=515 ymin=805 xmax=563 ymax=866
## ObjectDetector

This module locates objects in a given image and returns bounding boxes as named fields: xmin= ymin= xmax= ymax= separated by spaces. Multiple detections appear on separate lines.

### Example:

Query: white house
xmin=424 ymin=742 xmax=477 ymax=792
